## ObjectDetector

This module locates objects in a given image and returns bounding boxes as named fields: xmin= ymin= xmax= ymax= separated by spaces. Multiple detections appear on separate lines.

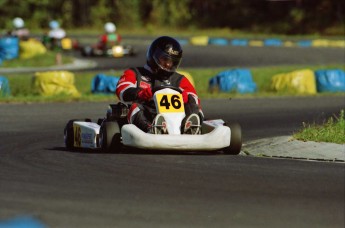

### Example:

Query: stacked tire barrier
xmin=315 ymin=69 xmax=345 ymax=93
xmin=19 ymin=38 xmax=47 ymax=59
xmin=209 ymin=69 xmax=257 ymax=94
xmin=91 ymin=74 xmax=119 ymax=94
xmin=0 ymin=76 xmax=11 ymax=97
xmin=187 ymin=36 xmax=345 ymax=48
xmin=209 ymin=68 xmax=345 ymax=95
xmin=271 ymin=69 xmax=345 ymax=94
xmin=271 ymin=69 xmax=317 ymax=94
xmin=33 ymin=71 xmax=80 ymax=97
xmin=0 ymin=37 xmax=19 ymax=61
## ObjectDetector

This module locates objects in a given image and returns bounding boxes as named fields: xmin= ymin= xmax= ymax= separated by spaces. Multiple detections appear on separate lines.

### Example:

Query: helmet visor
xmin=153 ymin=48 xmax=181 ymax=72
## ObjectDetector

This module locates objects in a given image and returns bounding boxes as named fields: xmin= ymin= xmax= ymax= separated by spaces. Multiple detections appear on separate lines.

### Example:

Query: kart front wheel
xmin=100 ymin=121 xmax=122 ymax=153
xmin=223 ymin=122 xmax=242 ymax=155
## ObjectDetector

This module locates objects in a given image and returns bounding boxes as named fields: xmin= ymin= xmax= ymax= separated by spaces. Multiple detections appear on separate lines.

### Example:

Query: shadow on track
xmin=49 ymin=146 xmax=225 ymax=156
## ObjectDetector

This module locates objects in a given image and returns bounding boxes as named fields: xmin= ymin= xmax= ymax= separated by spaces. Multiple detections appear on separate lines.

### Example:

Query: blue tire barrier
xmin=297 ymin=40 xmax=312 ymax=47
xmin=177 ymin=39 xmax=189 ymax=46
xmin=0 ymin=76 xmax=11 ymax=97
xmin=230 ymin=39 xmax=249 ymax=46
xmin=208 ymin=38 xmax=229 ymax=46
xmin=0 ymin=36 xmax=19 ymax=60
xmin=264 ymin=38 xmax=283 ymax=47
xmin=209 ymin=68 xmax=257 ymax=94
xmin=315 ymin=69 xmax=345 ymax=92
xmin=0 ymin=216 xmax=47 ymax=228
xmin=91 ymin=74 xmax=119 ymax=94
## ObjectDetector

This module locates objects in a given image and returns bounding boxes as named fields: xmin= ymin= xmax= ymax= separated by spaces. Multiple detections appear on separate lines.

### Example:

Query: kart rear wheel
xmin=223 ymin=123 xmax=242 ymax=155
xmin=100 ymin=121 xmax=122 ymax=153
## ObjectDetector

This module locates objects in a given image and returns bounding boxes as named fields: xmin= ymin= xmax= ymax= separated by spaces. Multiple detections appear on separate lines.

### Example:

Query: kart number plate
xmin=156 ymin=94 xmax=184 ymax=113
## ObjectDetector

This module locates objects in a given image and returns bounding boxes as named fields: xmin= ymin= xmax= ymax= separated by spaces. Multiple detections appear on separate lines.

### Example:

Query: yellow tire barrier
xmin=190 ymin=36 xmax=209 ymax=46
xmin=271 ymin=69 xmax=317 ymax=94
xmin=177 ymin=71 xmax=195 ymax=86
xmin=33 ymin=71 xmax=80 ymax=97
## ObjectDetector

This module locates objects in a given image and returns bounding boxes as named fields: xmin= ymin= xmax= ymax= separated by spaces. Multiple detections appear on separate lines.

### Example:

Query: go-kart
xmin=64 ymin=86 xmax=242 ymax=154
xmin=41 ymin=35 xmax=80 ymax=51
xmin=80 ymin=43 xmax=136 ymax=58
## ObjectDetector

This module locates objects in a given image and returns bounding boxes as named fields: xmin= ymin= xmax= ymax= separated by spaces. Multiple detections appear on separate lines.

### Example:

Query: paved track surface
xmin=0 ymin=96 xmax=344 ymax=227
xmin=74 ymin=38 xmax=345 ymax=70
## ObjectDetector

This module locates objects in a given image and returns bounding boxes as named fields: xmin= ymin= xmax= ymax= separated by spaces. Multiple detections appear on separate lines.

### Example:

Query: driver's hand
xmin=182 ymin=91 xmax=189 ymax=103
xmin=137 ymin=87 xmax=153 ymax=101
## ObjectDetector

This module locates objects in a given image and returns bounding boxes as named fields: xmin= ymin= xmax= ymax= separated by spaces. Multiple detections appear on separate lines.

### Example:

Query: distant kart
xmin=64 ymin=86 xmax=242 ymax=154
xmin=80 ymin=44 xmax=136 ymax=58
xmin=41 ymin=36 xmax=80 ymax=51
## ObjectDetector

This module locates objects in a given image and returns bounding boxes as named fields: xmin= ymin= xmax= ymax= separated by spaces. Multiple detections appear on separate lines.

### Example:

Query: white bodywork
xmin=153 ymin=88 xmax=186 ymax=135
xmin=72 ymin=121 xmax=100 ymax=148
xmin=121 ymin=120 xmax=231 ymax=151
xmin=119 ymin=88 xmax=231 ymax=151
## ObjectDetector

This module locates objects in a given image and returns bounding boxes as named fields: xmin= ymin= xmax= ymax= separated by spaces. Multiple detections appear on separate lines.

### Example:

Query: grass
xmin=1 ymin=50 xmax=74 ymax=68
xmin=293 ymin=110 xmax=345 ymax=144
xmin=1 ymin=64 xmax=344 ymax=103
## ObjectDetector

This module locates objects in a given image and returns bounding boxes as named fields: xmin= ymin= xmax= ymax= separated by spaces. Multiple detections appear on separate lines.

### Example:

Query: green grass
xmin=1 ymin=51 xmax=73 ymax=68
xmin=1 ymin=64 xmax=344 ymax=103
xmin=293 ymin=110 xmax=345 ymax=144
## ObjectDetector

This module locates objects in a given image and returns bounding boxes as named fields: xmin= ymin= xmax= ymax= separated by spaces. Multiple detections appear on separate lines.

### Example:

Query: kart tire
xmin=100 ymin=121 xmax=121 ymax=153
xmin=81 ymin=46 xmax=92 ymax=57
xmin=223 ymin=122 xmax=242 ymax=155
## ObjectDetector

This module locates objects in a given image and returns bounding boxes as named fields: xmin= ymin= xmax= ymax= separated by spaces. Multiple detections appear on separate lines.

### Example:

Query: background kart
xmin=80 ymin=44 xmax=136 ymax=58
xmin=64 ymin=88 xmax=242 ymax=154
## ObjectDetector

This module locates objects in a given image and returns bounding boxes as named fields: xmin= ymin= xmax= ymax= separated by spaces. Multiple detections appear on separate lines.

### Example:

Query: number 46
xmin=159 ymin=95 xmax=182 ymax=109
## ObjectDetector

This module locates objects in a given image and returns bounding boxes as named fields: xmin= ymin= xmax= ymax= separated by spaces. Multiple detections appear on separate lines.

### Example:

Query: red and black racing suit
xmin=98 ymin=33 xmax=121 ymax=50
xmin=115 ymin=65 xmax=203 ymax=132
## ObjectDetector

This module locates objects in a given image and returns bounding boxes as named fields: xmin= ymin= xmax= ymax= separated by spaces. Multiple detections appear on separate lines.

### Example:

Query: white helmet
xmin=49 ymin=20 xmax=60 ymax=29
xmin=13 ymin=17 xmax=24 ymax=29
xmin=104 ymin=22 xmax=116 ymax=33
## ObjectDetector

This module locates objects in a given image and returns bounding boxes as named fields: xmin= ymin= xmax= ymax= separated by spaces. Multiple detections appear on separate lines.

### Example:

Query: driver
xmin=115 ymin=36 xmax=203 ymax=134
xmin=98 ymin=22 xmax=121 ymax=51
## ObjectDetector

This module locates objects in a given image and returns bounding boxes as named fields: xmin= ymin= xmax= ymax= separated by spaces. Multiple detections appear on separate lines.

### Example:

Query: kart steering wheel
xmin=152 ymin=85 xmax=182 ymax=94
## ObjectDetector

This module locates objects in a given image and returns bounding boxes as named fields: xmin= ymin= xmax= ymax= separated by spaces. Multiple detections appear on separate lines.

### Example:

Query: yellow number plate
xmin=156 ymin=94 xmax=185 ymax=113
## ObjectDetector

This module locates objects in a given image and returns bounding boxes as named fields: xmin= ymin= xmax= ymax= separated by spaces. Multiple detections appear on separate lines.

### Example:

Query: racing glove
xmin=137 ymin=87 xmax=153 ymax=102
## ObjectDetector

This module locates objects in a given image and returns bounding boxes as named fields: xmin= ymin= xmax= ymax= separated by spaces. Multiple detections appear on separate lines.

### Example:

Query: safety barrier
xmin=91 ymin=74 xmax=119 ymax=94
xmin=0 ymin=37 xmax=19 ymax=60
xmin=2 ymin=69 xmax=344 ymax=98
xmin=0 ymin=76 xmax=11 ymax=96
xmin=209 ymin=69 xmax=257 ymax=94
xmin=33 ymin=71 xmax=80 ymax=97
xmin=209 ymin=68 xmax=345 ymax=94
xmin=187 ymin=36 xmax=345 ymax=48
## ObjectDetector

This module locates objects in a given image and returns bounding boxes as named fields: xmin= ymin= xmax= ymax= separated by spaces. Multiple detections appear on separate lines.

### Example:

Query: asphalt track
xmin=0 ymin=41 xmax=344 ymax=227
xmin=76 ymin=39 xmax=345 ymax=70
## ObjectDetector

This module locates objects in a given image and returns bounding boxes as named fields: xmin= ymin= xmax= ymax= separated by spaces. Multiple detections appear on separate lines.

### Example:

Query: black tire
xmin=100 ymin=121 xmax=122 ymax=153
xmin=223 ymin=122 xmax=242 ymax=155
xmin=81 ymin=46 xmax=92 ymax=57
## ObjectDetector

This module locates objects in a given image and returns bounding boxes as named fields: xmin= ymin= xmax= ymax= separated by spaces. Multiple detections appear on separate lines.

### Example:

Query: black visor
xmin=153 ymin=48 xmax=181 ymax=72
